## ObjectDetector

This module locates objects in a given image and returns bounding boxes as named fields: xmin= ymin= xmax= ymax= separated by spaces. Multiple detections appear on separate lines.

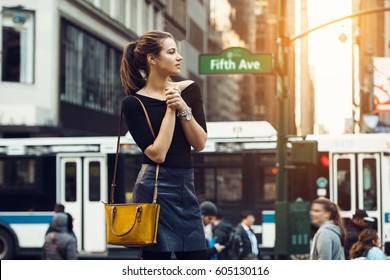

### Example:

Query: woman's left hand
xmin=165 ymin=86 xmax=187 ymax=112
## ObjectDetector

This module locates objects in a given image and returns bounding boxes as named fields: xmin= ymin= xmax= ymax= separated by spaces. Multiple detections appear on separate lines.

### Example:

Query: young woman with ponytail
xmin=310 ymin=198 xmax=346 ymax=260
xmin=349 ymin=229 xmax=387 ymax=260
xmin=120 ymin=31 xmax=207 ymax=260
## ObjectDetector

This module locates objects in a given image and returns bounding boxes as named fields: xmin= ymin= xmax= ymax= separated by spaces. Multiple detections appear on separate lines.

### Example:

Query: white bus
xmin=0 ymin=121 xmax=389 ymax=259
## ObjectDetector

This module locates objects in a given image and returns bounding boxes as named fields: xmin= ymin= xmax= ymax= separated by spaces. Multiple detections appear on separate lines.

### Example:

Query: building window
xmin=0 ymin=158 xmax=36 ymax=190
xmin=60 ymin=20 xmax=123 ymax=115
xmin=1 ymin=9 xmax=35 ymax=83
xmin=130 ymin=0 xmax=138 ymax=31
xmin=189 ymin=19 xmax=203 ymax=52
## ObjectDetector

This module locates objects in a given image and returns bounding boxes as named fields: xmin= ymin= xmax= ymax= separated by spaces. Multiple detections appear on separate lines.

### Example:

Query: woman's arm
xmin=179 ymin=116 xmax=207 ymax=152
xmin=143 ymin=107 xmax=176 ymax=163
xmin=166 ymin=81 xmax=207 ymax=152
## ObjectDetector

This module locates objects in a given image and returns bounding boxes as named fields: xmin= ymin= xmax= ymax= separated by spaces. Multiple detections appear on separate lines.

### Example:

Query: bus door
xmin=357 ymin=154 xmax=381 ymax=234
xmin=57 ymin=155 xmax=107 ymax=254
xmin=332 ymin=154 xmax=356 ymax=216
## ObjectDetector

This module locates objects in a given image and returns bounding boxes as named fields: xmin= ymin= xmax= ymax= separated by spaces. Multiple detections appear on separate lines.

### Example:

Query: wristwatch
xmin=177 ymin=107 xmax=192 ymax=121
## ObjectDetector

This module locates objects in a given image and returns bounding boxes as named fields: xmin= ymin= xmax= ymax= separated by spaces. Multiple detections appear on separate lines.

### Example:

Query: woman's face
xmin=153 ymin=38 xmax=183 ymax=76
xmin=310 ymin=203 xmax=331 ymax=226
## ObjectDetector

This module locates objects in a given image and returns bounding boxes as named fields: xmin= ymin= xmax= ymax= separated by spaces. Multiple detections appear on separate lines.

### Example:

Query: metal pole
xmin=276 ymin=0 xmax=288 ymax=203
xmin=274 ymin=0 xmax=289 ymax=258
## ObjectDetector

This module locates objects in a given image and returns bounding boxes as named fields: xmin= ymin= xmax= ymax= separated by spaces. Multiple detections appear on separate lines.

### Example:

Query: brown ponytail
xmin=120 ymin=31 xmax=174 ymax=95
xmin=312 ymin=198 xmax=346 ymax=245
xmin=349 ymin=229 xmax=379 ymax=259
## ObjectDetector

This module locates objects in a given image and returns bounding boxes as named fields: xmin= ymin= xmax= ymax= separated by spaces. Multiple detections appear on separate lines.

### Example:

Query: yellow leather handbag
xmin=102 ymin=96 xmax=160 ymax=247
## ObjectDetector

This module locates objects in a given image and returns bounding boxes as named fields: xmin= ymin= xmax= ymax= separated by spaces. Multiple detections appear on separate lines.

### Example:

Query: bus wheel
xmin=0 ymin=229 xmax=15 ymax=260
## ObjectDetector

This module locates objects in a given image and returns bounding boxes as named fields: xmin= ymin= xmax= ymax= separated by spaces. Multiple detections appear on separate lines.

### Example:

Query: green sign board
xmin=199 ymin=47 xmax=273 ymax=74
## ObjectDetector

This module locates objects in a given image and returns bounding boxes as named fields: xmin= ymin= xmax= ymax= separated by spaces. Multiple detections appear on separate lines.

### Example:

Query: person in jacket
xmin=236 ymin=210 xmax=259 ymax=260
xmin=42 ymin=213 xmax=77 ymax=260
xmin=349 ymin=229 xmax=387 ymax=260
xmin=200 ymin=201 xmax=224 ymax=259
xmin=310 ymin=198 xmax=346 ymax=260
xmin=213 ymin=209 xmax=235 ymax=260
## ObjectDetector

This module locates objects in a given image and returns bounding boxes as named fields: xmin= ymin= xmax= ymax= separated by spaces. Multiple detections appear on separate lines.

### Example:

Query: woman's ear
xmin=147 ymin=54 xmax=156 ymax=66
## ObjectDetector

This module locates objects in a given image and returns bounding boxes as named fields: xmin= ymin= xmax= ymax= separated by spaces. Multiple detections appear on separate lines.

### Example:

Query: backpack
xmin=224 ymin=227 xmax=244 ymax=260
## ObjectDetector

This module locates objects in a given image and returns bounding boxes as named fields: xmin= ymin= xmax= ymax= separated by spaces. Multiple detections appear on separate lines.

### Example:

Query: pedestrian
xmin=344 ymin=209 xmax=374 ymax=259
xmin=236 ymin=210 xmax=259 ymax=260
xmin=46 ymin=204 xmax=77 ymax=247
xmin=121 ymin=31 xmax=208 ymax=260
xmin=199 ymin=201 xmax=225 ymax=260
xmin=310 ymin=198 xmax=346 ymax=260
xmin=42 ymin=213 xmax=77 ymax=260
xmin=212 ymin=209 xmax=236 ymax=260
xmin=349 ymin=229 xmax=387 ymax=260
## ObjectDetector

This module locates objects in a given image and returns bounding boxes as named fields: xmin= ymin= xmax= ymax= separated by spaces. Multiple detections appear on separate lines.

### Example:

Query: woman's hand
xmin=165 ymin=86 xmax=188 ymax=112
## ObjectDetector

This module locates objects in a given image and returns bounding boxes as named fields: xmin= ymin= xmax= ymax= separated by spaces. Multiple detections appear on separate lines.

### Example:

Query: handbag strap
xmin=110 ymin=96 xmax=160 ymax=204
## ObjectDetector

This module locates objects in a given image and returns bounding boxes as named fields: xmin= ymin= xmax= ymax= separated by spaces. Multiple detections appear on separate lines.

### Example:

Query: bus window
xmin=217 ymin=168 xmax=242 ymax=203
xmin=89 ymin=161 xmax=100 ymax=201
xmin=194 ymin=168 xmax=215 ymax=202
xmin=363 ymin=159 xmax=377 ymax=211
xmin=0 ymin=158 xmax=36 ymax=190
xmin=65 ymin=162 xmax=77 ymax=202
xmin=0 ymin=160 xmax=4 ymax=188
xmin=337 ymin=159 xmax=351 ymax=211
xmin=264 ymin=167 xmax=276 ymax=200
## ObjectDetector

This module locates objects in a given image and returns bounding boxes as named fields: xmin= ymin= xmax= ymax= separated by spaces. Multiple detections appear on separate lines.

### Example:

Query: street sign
xmin=199 ymin=47 xmax=273 ymax=74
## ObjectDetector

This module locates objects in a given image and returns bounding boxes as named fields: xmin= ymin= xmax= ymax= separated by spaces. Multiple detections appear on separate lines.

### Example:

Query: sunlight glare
xmin=307 ymin=0 xmax=353 ymax=134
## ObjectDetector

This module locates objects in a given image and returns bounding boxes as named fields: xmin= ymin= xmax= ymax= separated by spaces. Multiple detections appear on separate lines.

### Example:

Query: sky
xmin=307 ymin=0 xmax=353 ymax=134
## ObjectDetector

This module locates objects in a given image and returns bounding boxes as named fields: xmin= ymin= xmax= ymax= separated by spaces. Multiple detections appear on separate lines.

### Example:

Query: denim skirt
xmin=132 ymin=164 xmax=206 ymax=252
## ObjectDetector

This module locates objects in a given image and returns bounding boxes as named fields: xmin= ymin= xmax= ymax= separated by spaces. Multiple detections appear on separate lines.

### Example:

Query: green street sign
xmin=199 ymin=47 xmax=273 ymax=74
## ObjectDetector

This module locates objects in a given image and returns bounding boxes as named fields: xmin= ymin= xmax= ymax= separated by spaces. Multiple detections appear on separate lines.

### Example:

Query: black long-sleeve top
xmin=122 ymin=82 xmax=207 ymax=169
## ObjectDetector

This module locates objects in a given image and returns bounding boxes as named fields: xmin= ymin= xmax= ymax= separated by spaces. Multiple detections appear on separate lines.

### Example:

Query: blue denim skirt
xmin=132 ymin=164 xmax=206 ymax=252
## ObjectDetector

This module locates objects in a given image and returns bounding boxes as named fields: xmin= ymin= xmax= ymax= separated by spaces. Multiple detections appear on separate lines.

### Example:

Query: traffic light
xmin=291 ymin=141 xmax=318 ymax=165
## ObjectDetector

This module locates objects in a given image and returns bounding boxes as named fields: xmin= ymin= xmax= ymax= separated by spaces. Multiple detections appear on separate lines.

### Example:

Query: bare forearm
xmin=181 ymin=119 xmax=207 ymax=152
xmin=144 ymin=109 xmax=176 ymax=163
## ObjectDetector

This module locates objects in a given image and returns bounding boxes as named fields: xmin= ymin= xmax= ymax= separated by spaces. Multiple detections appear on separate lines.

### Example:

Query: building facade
xmin=354 ymin=0 xmax=390 ymax=132
xmin=253 ymin=0 xmax=297 ymax=134
xmin=0 ymin=0 xmax=207 ymax=137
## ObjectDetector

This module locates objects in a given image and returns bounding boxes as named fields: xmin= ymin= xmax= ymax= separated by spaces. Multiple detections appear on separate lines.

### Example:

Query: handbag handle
xmin=110 ymin=96 xmax=160 ymax=204
xmin=109 ymin=205 xmax=142 ymax=237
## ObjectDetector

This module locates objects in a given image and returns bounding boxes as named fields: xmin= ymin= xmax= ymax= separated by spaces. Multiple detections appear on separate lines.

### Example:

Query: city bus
xmin=0 ymin=121 xmax=389 ymax=259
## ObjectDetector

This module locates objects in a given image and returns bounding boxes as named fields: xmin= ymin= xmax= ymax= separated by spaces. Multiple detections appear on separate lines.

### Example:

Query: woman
xmin=349 ymin=229 xmax=387 ymax=260
xmin=120 ymin=31 xmax=207 ymax=260
xmin=310 ymin=198 xmax=346 ymax=260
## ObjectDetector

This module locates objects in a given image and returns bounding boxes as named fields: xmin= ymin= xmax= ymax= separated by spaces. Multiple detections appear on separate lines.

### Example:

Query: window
xmin=337 ymin=159 xmax=351 ymax=211
xmin=195 ymin=168 xmax=216 ymax=202
xmin=60 ymin=20 xmax=123 ymax=115
xmin=88 ymin=161 xmax=101 ymax=201
xmin=145 ymin=2 xmax=150 ymax=31
xmin=362 ymin=159 xmax=377 ymax=211
xmin=153 ymin=7 xmax=159 ymax=30
xmin=216 ymin=168 xmax=242 ymax=203
xmin=130 ymin=0 xmax=138 ymax=30
xmin=0 ymin=158 xmax=36 ymax=190
xmin=1 ymin=9 xmax=34 ymax=83
xmin=189 ymin=19 xmax=203 ymax=52
xmin=263 ymin=167 xmax=276 ymax=200
xmin=65 ymin=162 xmax=77 ymax=202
